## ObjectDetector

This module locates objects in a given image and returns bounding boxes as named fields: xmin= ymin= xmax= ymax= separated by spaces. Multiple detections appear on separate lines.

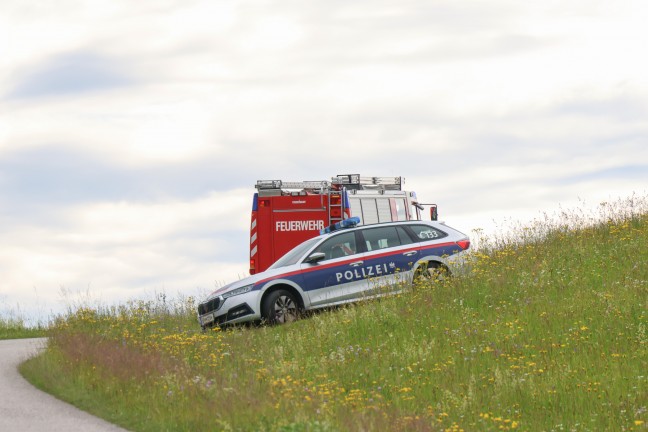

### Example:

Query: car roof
xmin=319 ymin=219 xmax=441 ymax=238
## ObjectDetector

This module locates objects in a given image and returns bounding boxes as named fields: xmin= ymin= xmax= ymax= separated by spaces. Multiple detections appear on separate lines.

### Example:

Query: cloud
xmin=2 ymin=0 xmax=648 ymax=322
xmin=6 ymin=51 xmax=136 ymax=99
xmin=560 ymin=165 xmax=648 ymax=184
xmin=0 ymin=144 xmax=331 ymax=210
xmin=554 ymin=94 xmax=648 ymax=122
xmin=0 ymin=190 xmax=253 ymax=321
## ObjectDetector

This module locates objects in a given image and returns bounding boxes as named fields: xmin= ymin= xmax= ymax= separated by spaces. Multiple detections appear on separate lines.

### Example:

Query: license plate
xmin=201 ymin=313 xmax=215 ymax=325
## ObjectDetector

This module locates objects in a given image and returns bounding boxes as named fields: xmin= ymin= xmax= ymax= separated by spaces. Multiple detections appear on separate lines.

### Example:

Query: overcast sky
xmin=1 ymin=0 xmax=647 ymax=322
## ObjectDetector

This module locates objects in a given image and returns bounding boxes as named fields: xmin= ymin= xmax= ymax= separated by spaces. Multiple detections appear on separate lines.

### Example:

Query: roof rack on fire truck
xmin=255 ymin=174 xmax=402 ymax=197
xmin=256 ymin=180 xmax=331 ymax=196
xmin=332 ymin=174 xmax=402 ymax=191
xmin=256 ymin=180 xmax=331 ymax=190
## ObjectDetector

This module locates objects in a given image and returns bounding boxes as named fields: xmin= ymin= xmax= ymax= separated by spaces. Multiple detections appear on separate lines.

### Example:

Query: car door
xmin=356 ymin=225 xmax=419 ymax=297
xmin=300 ymin=231 xmax=367 ymax=307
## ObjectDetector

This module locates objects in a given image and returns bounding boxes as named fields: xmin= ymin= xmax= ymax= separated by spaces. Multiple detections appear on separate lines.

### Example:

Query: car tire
xmin=262 ymin=289 xmax=301 ymax=324
xmin=413 ymin=262 xmax=449 ymax=283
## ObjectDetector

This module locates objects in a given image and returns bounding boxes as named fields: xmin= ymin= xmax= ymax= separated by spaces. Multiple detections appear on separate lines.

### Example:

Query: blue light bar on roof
xmin=320 ymin=217 xmax=361 ymax=235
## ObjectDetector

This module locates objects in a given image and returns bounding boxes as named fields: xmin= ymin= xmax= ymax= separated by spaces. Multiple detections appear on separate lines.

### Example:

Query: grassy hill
xmin=20 ymin=197 xmax=647 ymax=431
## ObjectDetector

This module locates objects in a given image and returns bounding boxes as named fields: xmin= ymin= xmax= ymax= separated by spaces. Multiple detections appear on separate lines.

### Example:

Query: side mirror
xmin=430 ymin=204 xmax=438 ymax=221
xmin=304 ymin=252 xmax=326 ymax=264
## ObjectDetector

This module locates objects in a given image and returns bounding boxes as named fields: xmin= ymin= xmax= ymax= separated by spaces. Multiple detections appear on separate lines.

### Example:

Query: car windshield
xmin=268 ymin=237 xmax=322 ymax=269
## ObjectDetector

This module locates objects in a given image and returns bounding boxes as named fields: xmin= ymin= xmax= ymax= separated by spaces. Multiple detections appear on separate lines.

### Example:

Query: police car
xmin=197 ymin=218 xmax=470 ymax=328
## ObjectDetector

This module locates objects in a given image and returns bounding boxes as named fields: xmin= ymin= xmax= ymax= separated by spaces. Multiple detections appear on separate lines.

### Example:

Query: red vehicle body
xmin=249 ymin=174 xmax=435 ymax=275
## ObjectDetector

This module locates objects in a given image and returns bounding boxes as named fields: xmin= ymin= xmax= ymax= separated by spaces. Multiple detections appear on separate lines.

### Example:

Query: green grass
xmin=0 ymin=317 xmax=48 ymax=340
xmin=20 ymin=196 xmax=648 ymax=431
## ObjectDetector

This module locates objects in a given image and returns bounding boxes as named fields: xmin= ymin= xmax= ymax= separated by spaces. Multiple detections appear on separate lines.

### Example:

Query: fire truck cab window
xmin=395 ymin=199 xmax=407 ymax=220
xmin=410 ymin=203 xmax=421 ymax=220
xmin=310 ymin=232 xmax=357 ymax=261
xmin=360 ymin=199 xmax=379 ymax=224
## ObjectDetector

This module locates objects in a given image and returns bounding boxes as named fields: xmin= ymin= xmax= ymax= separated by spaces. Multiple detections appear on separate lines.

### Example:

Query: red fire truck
xmin=249 ymin=174 xmax=437 ymax=274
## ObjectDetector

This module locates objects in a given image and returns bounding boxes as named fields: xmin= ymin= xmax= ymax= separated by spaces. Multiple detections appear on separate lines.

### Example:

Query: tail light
xmin=456 ymin=239 xmax=470 ymax=250
xmin=249 ymin=259 xmax=256 ymax=274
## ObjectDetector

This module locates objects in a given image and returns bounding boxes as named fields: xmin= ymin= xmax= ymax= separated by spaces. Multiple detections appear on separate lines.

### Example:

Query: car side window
xmin=396 ymin=226 xmax=416 ymax=245
xmin=362 ymin=226 xmax=405 ymax=252
xmin=309 ymin=232 xmax=358 ymax=260
xmin=408 ymin=224 xmax=448 ymax=241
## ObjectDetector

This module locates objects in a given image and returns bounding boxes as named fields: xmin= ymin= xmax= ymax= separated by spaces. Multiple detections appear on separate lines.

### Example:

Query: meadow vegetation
xmin=0 ymin=314 xmax=48 ymax=339
xmin=20 ymin=195 xmax=647 ymax=431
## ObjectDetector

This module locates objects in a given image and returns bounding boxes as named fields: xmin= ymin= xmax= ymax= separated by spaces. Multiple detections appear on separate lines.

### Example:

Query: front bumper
xmin=197 ymin=291 xmax=261 ymax=328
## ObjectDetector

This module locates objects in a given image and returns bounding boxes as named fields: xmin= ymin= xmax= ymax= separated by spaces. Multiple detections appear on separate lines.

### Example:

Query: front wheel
xmin=262 ymin=289 xmax=301 ymax=324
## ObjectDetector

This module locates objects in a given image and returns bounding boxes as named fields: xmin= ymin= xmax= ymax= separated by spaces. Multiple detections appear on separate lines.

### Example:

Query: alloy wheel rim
xmin=274 ymin=295 xmax=297 ymax=323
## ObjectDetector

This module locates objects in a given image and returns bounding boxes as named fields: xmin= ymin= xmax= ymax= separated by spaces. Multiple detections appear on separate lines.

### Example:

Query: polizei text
xmin=336 ymin=262 xmax=396 ymax=283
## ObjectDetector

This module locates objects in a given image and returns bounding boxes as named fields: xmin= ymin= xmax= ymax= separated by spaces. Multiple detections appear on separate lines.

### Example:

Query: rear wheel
xmin=413 ymin=262 xmax=449 ymax=284
xmin=262 ymin=289 xmax=301 ymax=324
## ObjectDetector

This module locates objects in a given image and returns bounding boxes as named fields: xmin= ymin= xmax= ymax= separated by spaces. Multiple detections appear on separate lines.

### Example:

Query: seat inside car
xmin=330 ymin=245 xmax=345 ymax=258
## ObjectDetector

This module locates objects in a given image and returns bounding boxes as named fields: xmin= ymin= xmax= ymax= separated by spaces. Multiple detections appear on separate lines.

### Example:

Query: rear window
xmin=361 ymin=226 xmax=414 ymax=252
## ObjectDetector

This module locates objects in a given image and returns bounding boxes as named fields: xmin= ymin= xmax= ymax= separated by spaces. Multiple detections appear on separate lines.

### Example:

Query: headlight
xmin=221 ymin=284 xmax=253 ymax=299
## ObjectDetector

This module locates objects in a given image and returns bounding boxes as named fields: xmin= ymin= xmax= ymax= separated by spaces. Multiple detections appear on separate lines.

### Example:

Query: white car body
xmin=198 ymin=220 xmax=470 ymax=327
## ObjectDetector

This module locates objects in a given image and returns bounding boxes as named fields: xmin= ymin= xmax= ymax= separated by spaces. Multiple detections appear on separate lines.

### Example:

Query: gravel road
xmin=0 ymin=338 xmax=129 ymax=432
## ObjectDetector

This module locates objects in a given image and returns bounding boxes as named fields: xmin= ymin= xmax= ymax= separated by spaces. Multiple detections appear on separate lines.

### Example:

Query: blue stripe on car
xmin=253 ymin=241 xmax=463 ymax=292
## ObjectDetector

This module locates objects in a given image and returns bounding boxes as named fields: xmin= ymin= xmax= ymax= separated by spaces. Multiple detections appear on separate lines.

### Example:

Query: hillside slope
xmin=22 ymin=198 xmax=648 ymax=431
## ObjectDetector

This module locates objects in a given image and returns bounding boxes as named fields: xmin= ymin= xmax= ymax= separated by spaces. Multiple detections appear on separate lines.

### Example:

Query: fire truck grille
xmin=198 ymin=298 xmax=222 ymax=315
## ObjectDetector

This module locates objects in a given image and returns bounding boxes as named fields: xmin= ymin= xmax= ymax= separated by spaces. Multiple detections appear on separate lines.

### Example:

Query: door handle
xmin=350 ymin=261 xmax=364 ymax=267
xmin=402 ymin=251 xmax=417 ymax=257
